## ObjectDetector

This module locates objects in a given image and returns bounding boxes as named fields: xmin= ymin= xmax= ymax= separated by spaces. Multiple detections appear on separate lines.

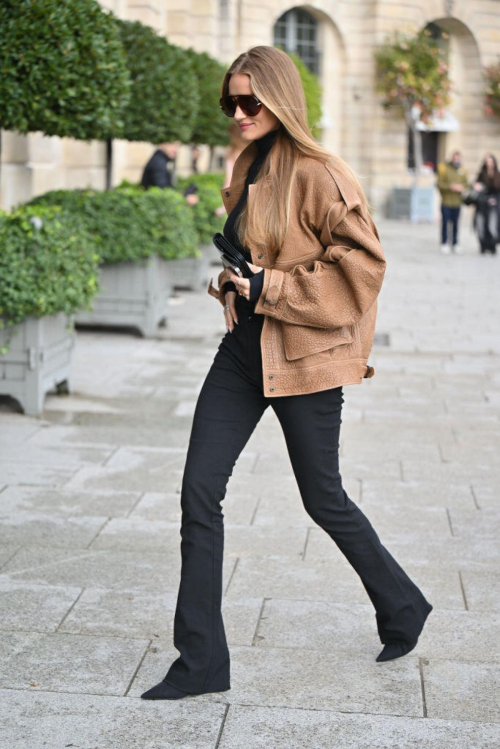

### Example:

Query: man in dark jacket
xmin=141 ymin=141 xmax=199 ymax=205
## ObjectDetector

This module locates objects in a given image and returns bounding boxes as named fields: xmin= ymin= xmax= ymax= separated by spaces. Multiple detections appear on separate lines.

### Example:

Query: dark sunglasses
xmin=219 ymin=94 xmax=263 ymax=118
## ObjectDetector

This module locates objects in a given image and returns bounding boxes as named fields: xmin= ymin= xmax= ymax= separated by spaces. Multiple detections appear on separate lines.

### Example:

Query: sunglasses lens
xmin=220 ymin=95 xmax=261 ymax=117
xmin=220 ymin=96 xmax=235 ymax=117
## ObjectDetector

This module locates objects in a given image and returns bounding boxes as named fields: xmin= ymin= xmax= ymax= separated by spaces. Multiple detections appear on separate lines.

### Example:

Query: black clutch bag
xmin=212 ymin=232 xmax=255 ymax=279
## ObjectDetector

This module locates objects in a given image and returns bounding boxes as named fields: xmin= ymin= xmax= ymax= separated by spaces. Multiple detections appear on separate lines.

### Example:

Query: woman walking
xmin=473 ymin=153 xmax=500 ymax=254
xmin=141 ymin=45 xmax=432 ymax=701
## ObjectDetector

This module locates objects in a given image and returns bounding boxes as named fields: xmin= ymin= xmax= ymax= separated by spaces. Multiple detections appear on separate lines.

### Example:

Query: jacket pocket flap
xmin=282 ymin=323 xmax=354 ymax=361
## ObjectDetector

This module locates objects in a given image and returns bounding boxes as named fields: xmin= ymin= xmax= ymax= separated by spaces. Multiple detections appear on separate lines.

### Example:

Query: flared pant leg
xmin=164 ymin=307 xmax=268 ymax=693
xmin=271 ymin=385 xmax=432 ymax=646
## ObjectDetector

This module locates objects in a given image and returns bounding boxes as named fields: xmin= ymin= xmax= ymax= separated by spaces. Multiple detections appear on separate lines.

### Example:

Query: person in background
xmin=191 ymin=144 xmax=202 ymax=174
xmin=141 ymin=141 xmax=199 ymax=206
xmin=472 ymin=153 xmax=500 ymax=255
xmin=437 ymin=150 xmax=468 ymax=255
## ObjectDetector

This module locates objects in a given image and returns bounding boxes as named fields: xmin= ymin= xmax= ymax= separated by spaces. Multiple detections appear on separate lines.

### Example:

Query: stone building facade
xmin=1 ymin=0 xmax=499 ymax=214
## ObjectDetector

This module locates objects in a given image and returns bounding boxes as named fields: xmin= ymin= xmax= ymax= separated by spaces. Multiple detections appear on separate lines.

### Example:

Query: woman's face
xmin=486 ymin=155 xmax=495 ymax=171
xmin=228 ymin=73 xmax=280 ymax=142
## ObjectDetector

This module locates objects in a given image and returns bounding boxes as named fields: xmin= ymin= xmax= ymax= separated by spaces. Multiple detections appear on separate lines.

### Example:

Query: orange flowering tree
xmin=484 ymin=60 xmax=500 ymax=118
xmin=375 ymin=29 xmax=452 ymax=180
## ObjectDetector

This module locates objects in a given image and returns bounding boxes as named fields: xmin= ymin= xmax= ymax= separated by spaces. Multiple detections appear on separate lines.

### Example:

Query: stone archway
xmin=423 ymin=17 xmax=484 ymax=177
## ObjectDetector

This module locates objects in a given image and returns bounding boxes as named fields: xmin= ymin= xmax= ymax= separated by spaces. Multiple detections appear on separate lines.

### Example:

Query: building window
xmin=274 ymin=8 xmax=320 ymax=75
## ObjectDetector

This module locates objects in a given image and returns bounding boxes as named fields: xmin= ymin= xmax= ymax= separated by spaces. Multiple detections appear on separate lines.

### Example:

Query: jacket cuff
xmin=253 ymin=267 xmax=287 ymax=317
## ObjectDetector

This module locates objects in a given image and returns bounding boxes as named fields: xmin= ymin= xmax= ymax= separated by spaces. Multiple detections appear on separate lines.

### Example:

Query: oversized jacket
xmin=207 ymin=139 xmax=386 ymax=397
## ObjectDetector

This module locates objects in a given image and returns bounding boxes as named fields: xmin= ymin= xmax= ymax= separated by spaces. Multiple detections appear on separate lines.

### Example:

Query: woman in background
xmin=473 ymin=153 xmax=500 ymax=254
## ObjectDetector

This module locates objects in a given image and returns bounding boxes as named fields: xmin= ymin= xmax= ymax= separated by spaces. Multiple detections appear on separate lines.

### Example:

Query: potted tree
xmin=0 ymin=206 xmax=99 ymax=415
xmin=0 ymin=0 xmax=131 ymax=197
xmin=374 ymin=28 xmax=451 ymax=221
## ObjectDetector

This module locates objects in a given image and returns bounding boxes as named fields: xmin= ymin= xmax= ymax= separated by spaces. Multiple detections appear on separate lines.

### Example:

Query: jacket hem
xmin=262 ymin=359 xmax=374 ymax=398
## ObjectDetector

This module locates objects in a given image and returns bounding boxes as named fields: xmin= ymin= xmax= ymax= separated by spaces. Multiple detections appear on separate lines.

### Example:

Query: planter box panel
xmin=76 ymin=255 xmax=171 ymax=338
xmin=168 ymin=252 xmax=210 ymax=291
xmin=0 ymin=312 xmax=75 ymax=416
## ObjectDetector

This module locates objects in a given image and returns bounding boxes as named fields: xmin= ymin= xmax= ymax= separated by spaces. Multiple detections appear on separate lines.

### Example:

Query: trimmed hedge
xmin=174 ymin=173 xmax=226 ymax=244
xmin=0 ymin=0 xmax=131 ymax=139
xmin=28 ymin=187 xmax=199 ymax=264
xmin=183 ymin=47 xmax=230 ymax=148
xmin=0 ymin=205 xmax=99 ymax=329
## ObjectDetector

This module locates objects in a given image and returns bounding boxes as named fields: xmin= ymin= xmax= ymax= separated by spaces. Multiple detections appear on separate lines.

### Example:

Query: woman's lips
xmin=240 ymin=124 xmax=253 ymax=130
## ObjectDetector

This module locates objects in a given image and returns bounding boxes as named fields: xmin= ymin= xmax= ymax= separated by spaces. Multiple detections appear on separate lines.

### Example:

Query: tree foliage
xmin=484 ymin=59 xmax=500 ymax=118
xmin=116 ymin=19 xmax=199 ymax=143
xmin=375 ymin=28 xmax=451 ymax=123
xmin=286 ymin=51 xmax=323 ymax=139
xmin=0 ymin=0 xmax=131 ymax=139
xmin=374 ymin=28 xmax=451 ymax=174
xmin=183 ymin=48 xmax=230 ymax=148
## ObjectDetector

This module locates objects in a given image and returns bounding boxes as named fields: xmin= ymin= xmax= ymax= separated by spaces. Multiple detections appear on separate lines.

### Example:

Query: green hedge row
xmin=1 ymin=177 xmax=225 ymax=328
xmin=0 ymin=205 xmax=99 ymax=330
xmin=174 ymin=172 xmax=225 ymax=244
xmin=28 ymin=186 xmax=199 ymax=264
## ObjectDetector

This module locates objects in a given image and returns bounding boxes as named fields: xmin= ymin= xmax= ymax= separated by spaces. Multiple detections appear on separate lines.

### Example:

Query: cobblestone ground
xmin=0 ymin=217 xmax=499 ymax=748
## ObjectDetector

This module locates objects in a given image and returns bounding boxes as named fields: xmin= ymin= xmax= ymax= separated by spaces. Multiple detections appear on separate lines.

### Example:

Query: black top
xmin=221 ymin=126 xmax=280 ymax=303
xmin=141 ymin=149 xmax=176 ymax=189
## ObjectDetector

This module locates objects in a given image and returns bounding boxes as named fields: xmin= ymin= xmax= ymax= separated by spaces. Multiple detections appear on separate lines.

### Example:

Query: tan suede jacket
xmin=207 ymin=140 xmax=386 ymax=397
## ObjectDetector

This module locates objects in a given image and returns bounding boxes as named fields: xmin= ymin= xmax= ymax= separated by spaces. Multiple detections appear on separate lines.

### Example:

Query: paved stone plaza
xmin=0 ymin=217 xmax=499 ymax=748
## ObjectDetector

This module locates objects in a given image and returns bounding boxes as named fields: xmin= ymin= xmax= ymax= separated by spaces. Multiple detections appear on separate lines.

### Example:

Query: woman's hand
xmin=223 ymin=263 xmax=263 ymax=301
xmin=223 ymin=290 xmax=238 ymax=332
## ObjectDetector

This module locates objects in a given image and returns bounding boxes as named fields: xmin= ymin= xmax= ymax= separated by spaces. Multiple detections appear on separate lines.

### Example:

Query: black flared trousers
xmin=163 ymin=296 xmax=432 ymax=694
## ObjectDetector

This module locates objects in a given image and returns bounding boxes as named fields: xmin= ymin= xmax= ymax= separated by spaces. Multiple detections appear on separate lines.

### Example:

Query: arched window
xmin=274 ymin=8 xmax=320 ymax=75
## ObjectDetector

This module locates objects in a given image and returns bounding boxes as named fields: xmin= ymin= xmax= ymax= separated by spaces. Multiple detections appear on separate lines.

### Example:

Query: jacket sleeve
xmin=207 ymin=266 xmax=235 ymax=305
xmin=437 ymin=163 xmax=450 ymax=194
xmin=252 ymin=198 xmax=386 ymax=329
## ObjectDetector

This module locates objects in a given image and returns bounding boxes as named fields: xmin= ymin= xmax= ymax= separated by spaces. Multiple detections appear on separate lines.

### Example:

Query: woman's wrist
xmin=248 ymin=270 xmax=264 ymax=303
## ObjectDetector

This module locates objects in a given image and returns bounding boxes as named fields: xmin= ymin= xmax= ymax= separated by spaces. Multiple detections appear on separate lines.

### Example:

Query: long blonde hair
xmin=221 ymin=45 xmax=368 ymax=257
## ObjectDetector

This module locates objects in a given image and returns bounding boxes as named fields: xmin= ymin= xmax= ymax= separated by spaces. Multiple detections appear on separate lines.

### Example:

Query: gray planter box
xmin=75 ymin=254 xmax=172 ymax=338
xmin=0 ymin=312 xmax=75 ymax=416
xmin=389 ymin=187 xmax=434 ymax=222
xmin=168 ymin=248 xmax=211 ymax=291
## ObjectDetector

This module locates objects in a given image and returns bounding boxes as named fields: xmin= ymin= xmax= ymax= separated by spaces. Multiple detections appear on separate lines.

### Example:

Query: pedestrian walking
xmin=437 ymin=150 xmax=468 ymax=254
xmin=472 ymin=153 xmax=500 ymax=254
xmin=141 ymin=45 xmax=433 ymax=702
xmin=140 ymin=141 xmax=199 ymax=205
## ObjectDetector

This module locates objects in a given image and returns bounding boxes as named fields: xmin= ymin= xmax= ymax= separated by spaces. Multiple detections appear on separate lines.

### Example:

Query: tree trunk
xmin=0 ymin=130 xmax=3 ymax=207
xmin=405 ymin=106 xmax=423 ymax=189
xmin=105 ymin=138 xmax=113 ymax=191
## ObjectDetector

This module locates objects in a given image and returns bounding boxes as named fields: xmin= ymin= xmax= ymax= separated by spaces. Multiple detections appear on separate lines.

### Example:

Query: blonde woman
xmin=141 ymin=46 xmax=432 ymax=701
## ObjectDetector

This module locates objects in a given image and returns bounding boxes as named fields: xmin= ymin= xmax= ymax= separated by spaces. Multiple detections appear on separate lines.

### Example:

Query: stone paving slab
xmin=0 ymin=486 xmax=141 ymax=518
xmin=461 ymin=570 xmax=500 ymax=612
xmin=57 ymin=587 xmax=262 ymax=646
xmin=224 ymin=555 xmax=464 ymax=611
xmin=218 ymin=705 xmax=500 ymax=749
xmin=0 ymin=510 xmax=108 ymax=548
xmin=304 ymin=527 xmax=500 ymax=571
xmin=360 ymin=477 xmax=477 ymax=509
xmin=131 ymin=642 xmax=423 ymax=717
xmin=423 ymin=659 xmax=500 ymax=723
xmin=0 ymin=631 xmax=149 ymax=695
xmin=0 ymin=689 xmax=227 ymax=749
xmin=256 ymin=598 xmax=500 ymax=663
